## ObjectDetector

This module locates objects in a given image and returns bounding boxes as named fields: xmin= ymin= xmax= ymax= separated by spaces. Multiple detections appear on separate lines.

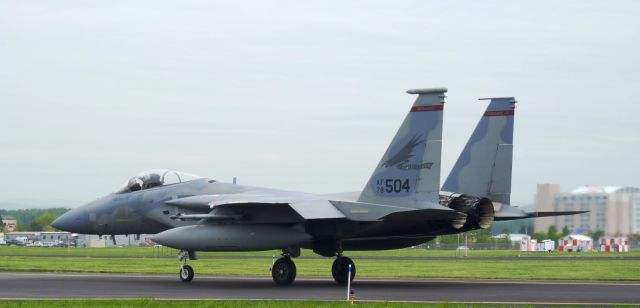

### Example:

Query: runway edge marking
xmin=2 ymin=271 xmax=639 ymax=286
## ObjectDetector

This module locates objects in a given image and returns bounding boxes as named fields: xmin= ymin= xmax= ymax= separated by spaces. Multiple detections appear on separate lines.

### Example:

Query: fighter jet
xmin=52 ymin=88 xmax=585 ymax=285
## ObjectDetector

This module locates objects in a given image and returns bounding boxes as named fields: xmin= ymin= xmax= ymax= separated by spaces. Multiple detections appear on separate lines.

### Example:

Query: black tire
xmin=271 ymin=257 xmax=296 ymax=286
xmin=332 ymin=256 xmax=356 ymax=284
xmin=179 ymin=265 xmax=194 ymax=282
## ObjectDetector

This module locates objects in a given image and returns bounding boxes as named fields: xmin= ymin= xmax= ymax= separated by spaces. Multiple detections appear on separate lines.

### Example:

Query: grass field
xmin=1 ymin=246 xmax=638 ymax=281
xmin=1 ymin=254 xmax=638 ymax=281
xmin=1 ymin=246 xmax=638 ymax=258
xmin=0 ymin=300 xmax=552 ymax=308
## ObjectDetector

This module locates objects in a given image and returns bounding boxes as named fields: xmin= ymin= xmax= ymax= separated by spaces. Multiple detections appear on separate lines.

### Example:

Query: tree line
xmin=431 ymin=225 xmax=609 ymax=250
xmin=0 ymin=208 xmax=69 ymax=232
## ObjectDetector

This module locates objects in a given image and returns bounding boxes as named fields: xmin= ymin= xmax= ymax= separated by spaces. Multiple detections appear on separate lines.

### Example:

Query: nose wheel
xmin=180 ymin=264 xmax=194 ymax=282
xmin=271 ymin=256 xmax=296 ymax=285
xmin=332 ymin=256 xmax=355 ymax=284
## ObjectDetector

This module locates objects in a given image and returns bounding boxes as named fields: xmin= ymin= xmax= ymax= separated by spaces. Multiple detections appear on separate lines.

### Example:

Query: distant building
xmin=85 ymin=238 xmax=106 ymax=248
xmin=74 ymin=234 xmax=152 ymax=248
xmin=1 ymin=215 xmax=17 ymax=232
xmin=38 ymin=232 xmax=71 ymax=244
xmin=5 ymin=231 xmax=71 ymax=246
xmin=534 ymin=184 xmax=640 ymax=236
xmin=4 ymin=232 xmax=151 ymax=247
xmin=6 ymin=232 xmax=40 ymax=242
xmin=519 ymin=235 xmax=535 ymax=251
xmin=534 ymin=184 xmax=561 ymax=234
xmin=537 ymin=240 xmax=555 ymax=252
xmin=493 ymin=233 xmax=530 ymax=243
xmin=520 ymin=238 xmax=555 ymax=252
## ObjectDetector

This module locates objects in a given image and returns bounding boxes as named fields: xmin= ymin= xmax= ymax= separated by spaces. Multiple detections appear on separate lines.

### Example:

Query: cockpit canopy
xmin=115 ymin=169 xmax=204 ymax=194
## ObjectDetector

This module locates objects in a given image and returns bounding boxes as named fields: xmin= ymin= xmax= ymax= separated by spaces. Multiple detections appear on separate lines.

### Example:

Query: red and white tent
xmin=558 ymin=234 xmax=593 ymax=252
xmin=599 ymin=237 xmax=629 ymax=253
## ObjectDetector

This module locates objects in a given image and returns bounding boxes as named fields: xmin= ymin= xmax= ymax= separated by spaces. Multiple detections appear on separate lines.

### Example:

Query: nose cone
xmin=52 ymin=207 xmax=89 ymax=233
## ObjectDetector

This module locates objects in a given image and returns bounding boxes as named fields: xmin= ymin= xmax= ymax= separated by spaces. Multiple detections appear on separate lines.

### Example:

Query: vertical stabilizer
xmin=441 ymin=97 xmax=516 ymax=204
xmin=358 ymin=88 xmax=446 ymax=208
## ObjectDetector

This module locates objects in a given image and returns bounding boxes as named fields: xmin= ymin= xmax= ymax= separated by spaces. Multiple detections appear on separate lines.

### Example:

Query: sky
xmin=1 ymin=1 xmax=639 ymax=208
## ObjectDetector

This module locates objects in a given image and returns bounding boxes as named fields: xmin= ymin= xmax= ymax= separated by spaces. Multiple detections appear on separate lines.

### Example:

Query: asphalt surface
xmin=1 ymin=272 xmax=638 ymax=304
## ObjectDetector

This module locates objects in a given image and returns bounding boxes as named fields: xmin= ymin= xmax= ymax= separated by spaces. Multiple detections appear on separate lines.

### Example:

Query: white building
xmin=519 ymin=237 xmax=555 ymax=252
xmin=5 ymin=232 xmax=40 ymax=242
xmin=74 ymin=234 xmax=152 ymax=247
xmin=537 ymin=240 xmax=555 ymax=252
xmin=520 ymin=237 xmax=536 ymax=252
xmin=1 ymin=216 xmax=17 ymax=232
xmin=535 ymin=184 xmax=640 ymax=235
xmin=39 ymin=232 xmax=71 ymax=244
xmin=495 ymin=233 xmax=531 ymax=243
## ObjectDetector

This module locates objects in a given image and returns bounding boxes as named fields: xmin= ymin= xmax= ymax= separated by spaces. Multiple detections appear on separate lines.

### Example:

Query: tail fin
xmin=358 ymin=88 xmax=447 ymax=208
xmin=441 ymin=97 xmax=516 ymax=204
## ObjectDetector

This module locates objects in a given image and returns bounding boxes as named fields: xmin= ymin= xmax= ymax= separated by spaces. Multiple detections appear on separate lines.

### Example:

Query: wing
xmin=165 ymin=192 xmax=469 ymax=226
xmin=165 ymin=192 xmax=346 ymax=223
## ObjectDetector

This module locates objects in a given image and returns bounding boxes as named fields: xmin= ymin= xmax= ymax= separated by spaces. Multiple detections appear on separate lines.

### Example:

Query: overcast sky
xmin=1 ymin=1 xmax=639 ymax=208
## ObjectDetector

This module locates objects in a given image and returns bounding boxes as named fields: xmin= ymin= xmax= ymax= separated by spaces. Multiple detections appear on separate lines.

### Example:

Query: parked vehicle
xmin=26 ymin=241 xmax=44 ymax=247
xmin=6 ymin=239 xmax=25 ymax=246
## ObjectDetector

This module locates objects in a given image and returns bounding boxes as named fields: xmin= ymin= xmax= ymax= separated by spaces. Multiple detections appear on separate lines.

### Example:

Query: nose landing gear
xmin=178 ymin=250 xmax=195 ymax=282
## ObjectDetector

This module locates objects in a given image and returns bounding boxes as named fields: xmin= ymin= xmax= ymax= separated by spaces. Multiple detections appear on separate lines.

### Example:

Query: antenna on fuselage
xmin=233 ymin=177 xmax=237 ymax=184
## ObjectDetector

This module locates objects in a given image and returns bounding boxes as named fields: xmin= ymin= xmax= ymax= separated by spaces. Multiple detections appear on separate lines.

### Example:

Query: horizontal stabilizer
xmin=530 ymin=211 xmax=589 ymax=217
xmin=494 ymin=206 xmax=587 ymax=221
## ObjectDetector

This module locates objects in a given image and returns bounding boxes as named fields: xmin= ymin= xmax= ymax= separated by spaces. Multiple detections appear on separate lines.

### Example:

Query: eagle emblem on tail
xmin=382 ymin=134 xmax=425 ymax=168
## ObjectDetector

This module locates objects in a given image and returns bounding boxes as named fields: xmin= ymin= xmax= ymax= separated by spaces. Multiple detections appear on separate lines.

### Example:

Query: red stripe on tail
xmin=484 ymin=110 xmax=515 ymax=117
xmin=410 ymin=105 xmax=444 ymax=112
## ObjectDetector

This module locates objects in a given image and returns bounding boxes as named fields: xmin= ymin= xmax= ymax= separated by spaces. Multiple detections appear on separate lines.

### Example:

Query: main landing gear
xmin=271 ymin=256 xmax=296 ymax=285
xmin=271 ymin=248 xmax=299 ymax=286
xmin=332 ymin=255 xmax=356 ymax=284
xmin=178 ymin=250 xmax=195 ymax=282
xmin=269 ymin=248 xmax=357 ymax=285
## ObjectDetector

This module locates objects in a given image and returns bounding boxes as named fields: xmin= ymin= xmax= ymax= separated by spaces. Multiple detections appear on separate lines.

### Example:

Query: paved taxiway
xmin=1 ymin=272 xmax=638 ymax=304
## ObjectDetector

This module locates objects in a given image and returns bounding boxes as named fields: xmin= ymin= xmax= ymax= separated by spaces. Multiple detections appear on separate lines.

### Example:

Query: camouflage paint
xmin=441 ymin=97 xmax=516 ymax=204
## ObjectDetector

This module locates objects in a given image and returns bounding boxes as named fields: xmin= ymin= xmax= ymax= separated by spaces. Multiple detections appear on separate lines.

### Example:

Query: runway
xmin=1 ymin=272 xmax=638 ymax=305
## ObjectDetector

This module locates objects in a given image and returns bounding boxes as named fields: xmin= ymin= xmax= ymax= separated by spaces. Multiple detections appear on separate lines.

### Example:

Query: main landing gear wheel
xmin=180 ymin=264 xmax=194 ymax=282
xmin=332 ymin=256 xmax=355 ymax=284
xmin=271 ymin=257 xmax=296 ymax=286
